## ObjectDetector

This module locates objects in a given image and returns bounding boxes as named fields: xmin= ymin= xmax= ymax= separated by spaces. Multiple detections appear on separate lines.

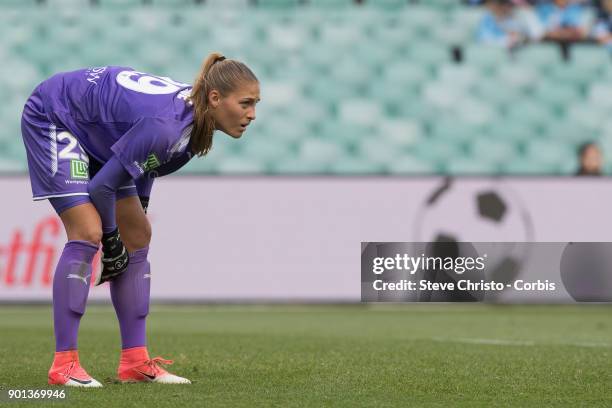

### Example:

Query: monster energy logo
xmin=142 ymin=153 xmax=161 ymax=172
xmin=70 ymin=160 xmax=89 ymax=179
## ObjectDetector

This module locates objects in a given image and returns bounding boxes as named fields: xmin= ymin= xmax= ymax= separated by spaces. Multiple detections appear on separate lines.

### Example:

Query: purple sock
xmin=110 ymin=247 xmax=150 ymax=349
xmin=53 ymin=240 xmax=98 ymax=352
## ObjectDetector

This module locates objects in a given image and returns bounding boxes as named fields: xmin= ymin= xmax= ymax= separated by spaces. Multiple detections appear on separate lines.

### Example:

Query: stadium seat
xmin=495 ymin=63 xmax=539 ymax=90
xmin=365 ymin=0 xmax=408 ymax=9
xmin=45 ymin=0 xmax=92 ymax=7
xmin=305 ymin=79 xmax=360 ymax=111
xmin=422 ymin=82 xmax=466 ymax=110
xmin=356 ymin=137 xmax=407 ymax=166
xmin=445 ymin=158 xmax=500 ymax=175
xmin=240 ymin=136 xmax=295 ymax=163
xmin=256 ymin=0 xmax=301 ymax=8
xmin=408 ymin=44 xmax=452 ymax=66
xmin=378 ymin=119 xmax=424 ymax=148
xmin=429 ymin=119 xmax=483 ymax=145
xmin=501 ymin=158 xmax=559 ymax=175
xmin=265 ymin=116 xmax=310 ymax=144
xmin=503 ymin=101 xmax=556 ymax=134
xmin=455 ymin=99 xmax=498 ymax=127
xmin=149 ymin=0 xmax=197 ymax=6
xmin=598 ymin=135 xmax=612 ymax=165
xmin=514 ymin=43 xmax=563 ymax=68
xmin=547 ymin=63 xmax=597 ymax=90
xmin=264 ymin=24 xmax=310 ymax=52
xmin=0 ymin=61 xmax=42 ymax=94
xmin=531 ymin=81 xmax=581 ymax=113
xmin=351 ymin=40 xmax=397 ymax=71
xmin=470 ymin=136 xmax=518 ymax=164
xmin=523 ymin=138 xmax=575 ymax=170
xmin=319 ymin=24 xmax=363 ymax=47
xmin=0 ymin=158 xmax=27 ymax=172
xmin=450 ymin=7 xmax=484 ymax=28
xmin=178 ymin=156 xmax=218 ymax=174
xmin=436 ymin=64 xmax=481 ymax=90
xmin=565 ymin=105 xmax=606 ymax=132
xmin=0 ymin=0 xmax=39 ymax=6
xmin=383 ymin=61 xmax=431 ymax=86
xmin=411 ymin=137 xmax=464 ymax=163
xmin=269 ymin=156 xmax=327 ymax=174
xmin=329 ymin=60 xmax=373 ymax=92
xmin=309 ymin=0 xmax=353 ymax=7
xmin=385 ymin=155 xmax=438 ymax=174
xmin=338 ymin=99 xmax=384 ymax=127
xmin=463 ymin=45 xmax=510 ymax=71
xmin=570 ymin=45 xmax=611 ymax=72
xmin=214 ymin=156 xmax=267 ymax=174
xmin=370 ymin=24 xmax=417 ymax=51
xmin=544 ymin=121 xmax=594 ymax=146
xmin=398 ymin=5 xmax=442 ymax=27
xmin=297 ymin=138 xmax=346 ymax=166
xmin=329 ymin=158 xmax=385 ymax=174
xmin=318 ymin=120 xmax=373 ymax=151
xmin=430 ymin=24 xmax=472 ymax=47
xmin=471 ymin=79 xmax=524 ymax=109
xmin=427 ymin=0 xmax=459 ymax=10
xmin=97 ymin=0 xmax=144 ymax=7
xmin=587 ymin=83 xmax=612 ymax=109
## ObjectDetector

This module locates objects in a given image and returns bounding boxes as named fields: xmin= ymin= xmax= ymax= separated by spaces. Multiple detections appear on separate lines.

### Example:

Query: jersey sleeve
xmin=110 ymin=117 xmax=175 ymax=179
xmin=146 ymin=149 xmax=193 ymax=178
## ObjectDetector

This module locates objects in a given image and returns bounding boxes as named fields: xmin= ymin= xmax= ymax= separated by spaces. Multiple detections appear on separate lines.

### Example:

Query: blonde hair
xmin=187 ymin=52 xmax=259 ymax=156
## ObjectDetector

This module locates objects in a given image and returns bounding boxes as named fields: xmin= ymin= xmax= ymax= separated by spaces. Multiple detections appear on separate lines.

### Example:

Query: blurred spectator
xmin=576 ymin=142 xmax=603 ymax=176
xmin=476 ymin=0 xmax=543 ymax=48
xmin=593 ymin=0 xmax=612 ymax=46
xmin=514 ymin=1 xmax=546 ymax=40
xmin=536 ymin=0 xmax=592 ymax=42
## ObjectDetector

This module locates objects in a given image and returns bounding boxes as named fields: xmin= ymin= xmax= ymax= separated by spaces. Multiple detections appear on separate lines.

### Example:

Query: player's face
xmin=210 ymin=81 xmax=260 ymax=139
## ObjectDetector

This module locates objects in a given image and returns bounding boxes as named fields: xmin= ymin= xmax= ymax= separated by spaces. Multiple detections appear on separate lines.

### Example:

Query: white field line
xmin=431 ymin=337 xmax=612 ymax=348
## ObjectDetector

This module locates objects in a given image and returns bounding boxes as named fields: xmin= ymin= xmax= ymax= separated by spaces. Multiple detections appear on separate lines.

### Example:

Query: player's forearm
xmin=88 ymin=156 xmax=133 ymax=233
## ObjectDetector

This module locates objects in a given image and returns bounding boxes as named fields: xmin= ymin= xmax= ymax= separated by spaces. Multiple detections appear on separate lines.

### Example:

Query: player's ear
xmin=208 ymin=89 xmax=221 ymax=109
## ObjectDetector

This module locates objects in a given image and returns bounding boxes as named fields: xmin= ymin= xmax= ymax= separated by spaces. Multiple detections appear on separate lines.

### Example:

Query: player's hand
xmin=95 ymin=228 xmax=129 ymax=285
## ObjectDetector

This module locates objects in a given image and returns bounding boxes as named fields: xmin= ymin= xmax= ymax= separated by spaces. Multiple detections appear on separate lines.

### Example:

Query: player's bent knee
xmin=59 ymin=203 xmax=102 ymax=246
xmin=122 ymin=220 xmax=152 ymax=252
xmin=78 ymin=228 xmax=103 ymax=247
xmin=142 ymin=222 xmax=152 ymax=246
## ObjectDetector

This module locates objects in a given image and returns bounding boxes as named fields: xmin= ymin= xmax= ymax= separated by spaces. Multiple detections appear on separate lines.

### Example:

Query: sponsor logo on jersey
xmin=142 ymin=153 xmax=161 ymax=172
xmin=70 ymin=160 xmax=89 ymax=179
xmin=85 ymin=66 xmax=107 ymax=85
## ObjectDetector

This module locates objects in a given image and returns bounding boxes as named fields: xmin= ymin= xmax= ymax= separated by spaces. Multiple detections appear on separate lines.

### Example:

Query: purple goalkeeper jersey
xmin=37 ymin=66 xmax=194 ymax=178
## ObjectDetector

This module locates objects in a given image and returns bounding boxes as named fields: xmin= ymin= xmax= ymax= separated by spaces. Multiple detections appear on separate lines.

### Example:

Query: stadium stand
xmin=1 ymin=0 xmax=611 ymax=175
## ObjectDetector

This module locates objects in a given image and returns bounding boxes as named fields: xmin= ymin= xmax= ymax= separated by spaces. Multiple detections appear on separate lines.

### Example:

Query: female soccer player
xmin=20 ymin=52 xmax=260 ymax=387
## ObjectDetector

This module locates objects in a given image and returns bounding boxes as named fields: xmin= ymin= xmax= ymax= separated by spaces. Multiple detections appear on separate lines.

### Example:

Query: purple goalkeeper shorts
xmin=21 ymin=86 xmax=137 ymax=204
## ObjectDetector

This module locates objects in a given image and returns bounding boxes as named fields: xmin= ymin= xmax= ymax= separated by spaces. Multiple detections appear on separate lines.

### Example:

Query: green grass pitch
xmin=1 ymin=304 xmax=611 ymax=407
